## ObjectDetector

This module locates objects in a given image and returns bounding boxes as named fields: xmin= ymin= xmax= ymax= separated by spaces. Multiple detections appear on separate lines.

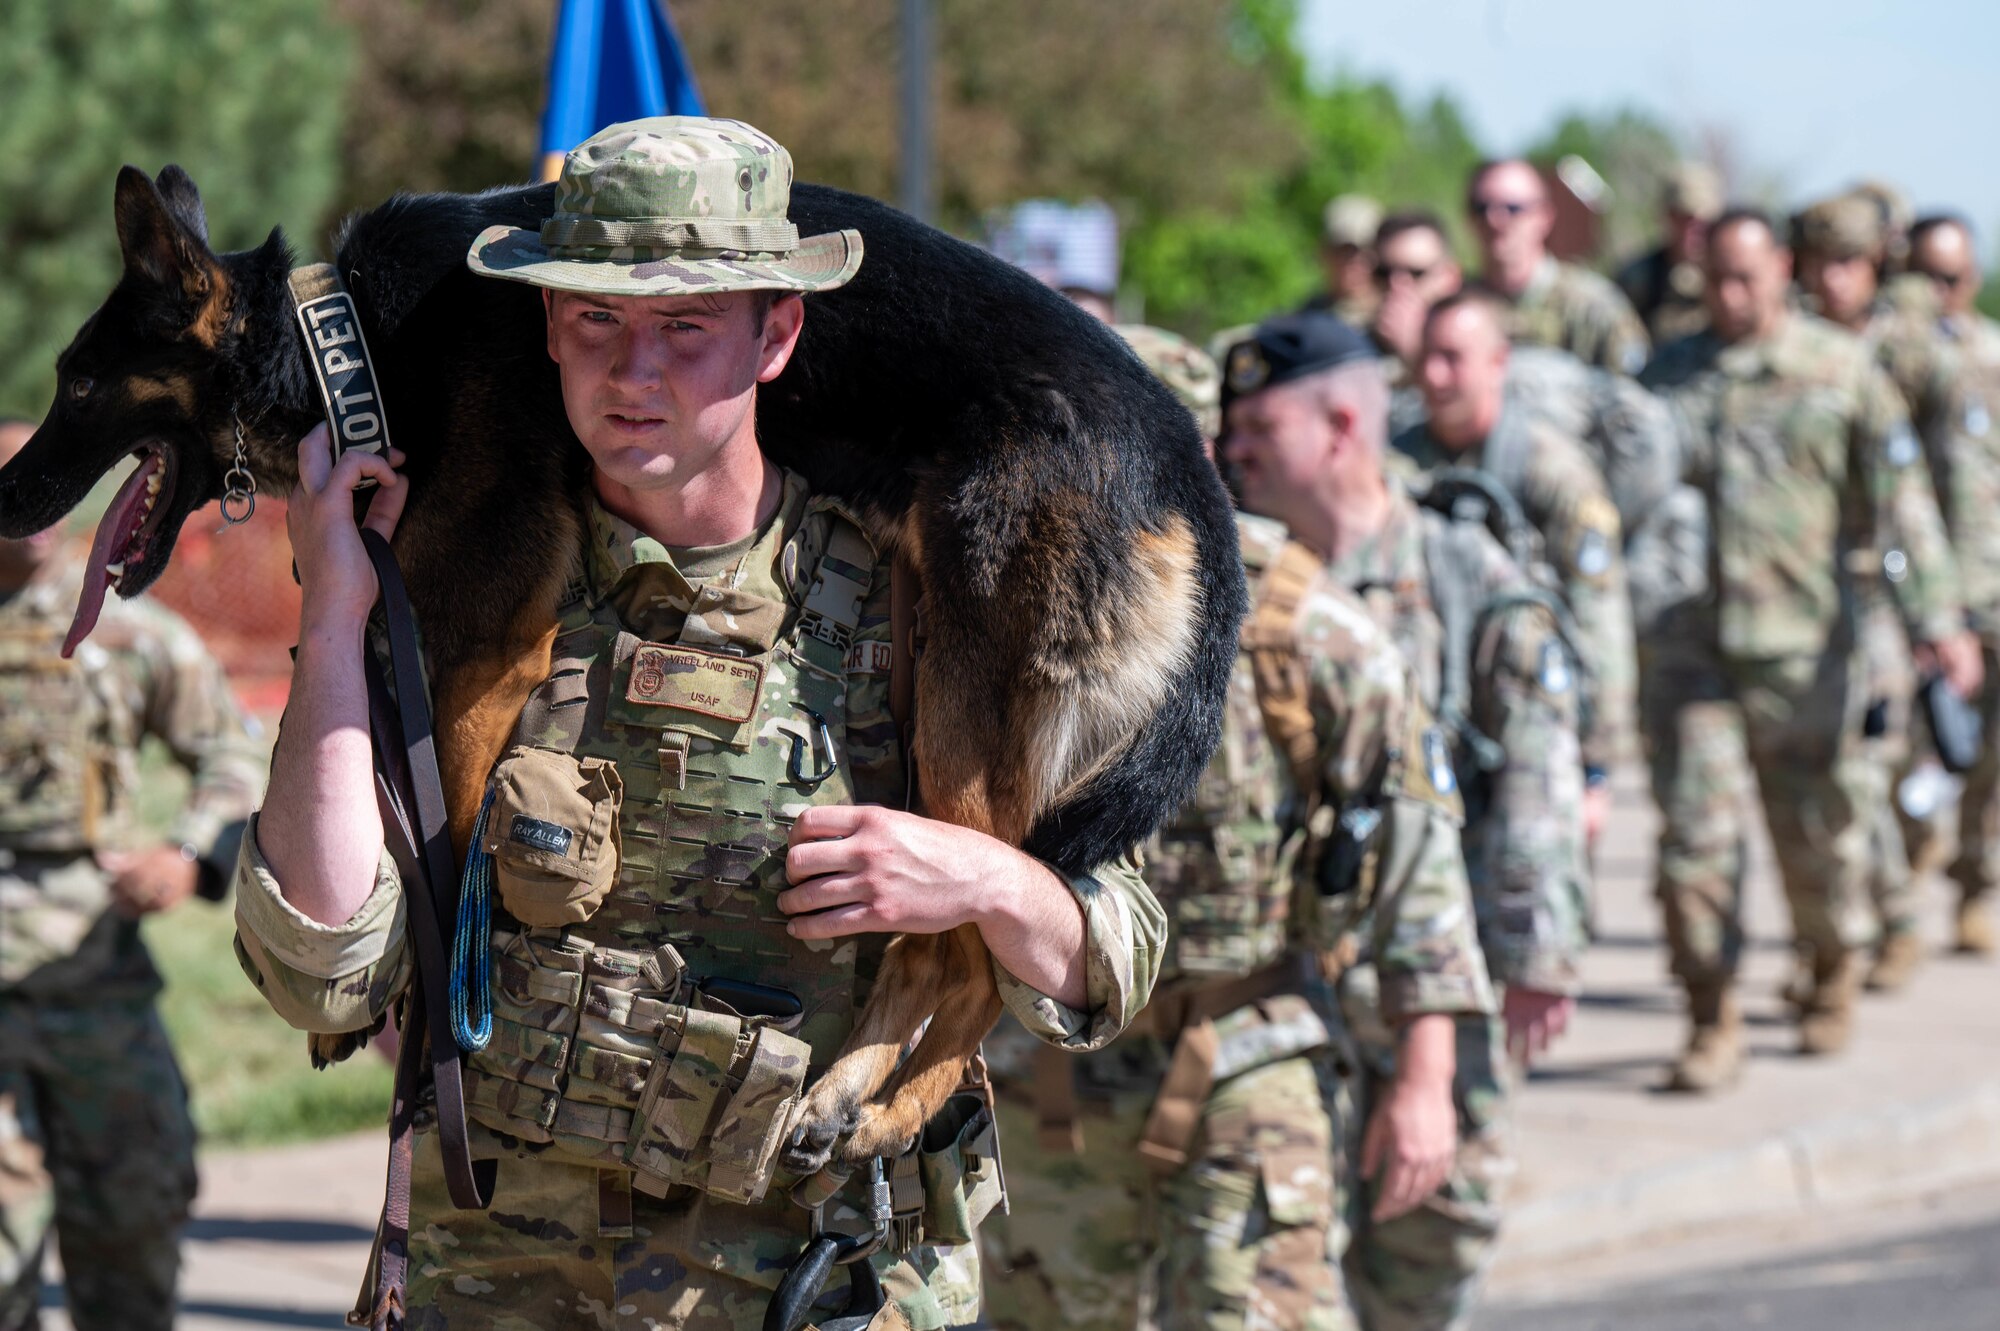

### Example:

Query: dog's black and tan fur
xmin=0 ymin=167 xmax=1244 ymax=1166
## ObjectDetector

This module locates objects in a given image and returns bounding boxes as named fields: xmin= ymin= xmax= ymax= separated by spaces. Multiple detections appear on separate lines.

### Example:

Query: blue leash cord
xmin=448 ymin=786 xmax=496 ymax=1052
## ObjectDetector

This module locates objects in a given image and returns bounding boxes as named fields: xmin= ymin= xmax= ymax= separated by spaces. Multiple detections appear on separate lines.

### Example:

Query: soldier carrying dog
xmin=230 ymin=117 xmax=1166 ymax=1330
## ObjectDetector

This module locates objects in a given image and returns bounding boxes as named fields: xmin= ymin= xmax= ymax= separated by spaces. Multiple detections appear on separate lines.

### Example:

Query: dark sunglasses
xmin=1916 ymin=267 xmax=1973 ymax=292
xmin=1468 ymin=198 xmax=1532 ymax=221
xmin=1375 ymin=261 xmax=1435 ymax=284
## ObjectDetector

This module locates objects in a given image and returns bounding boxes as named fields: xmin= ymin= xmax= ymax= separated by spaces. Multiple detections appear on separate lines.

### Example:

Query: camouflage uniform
xmin=982 ymin=514 xmax=1494 ymax=1331
xmin=234 ymin=474 xmax=1164 ymax=1331
xmin=1327 ymin=483 xmax=1590 ymax=1331
xmin=1615 ymin=247 xmax=1710 ymax=346
xmin=1615 ymin=163 xmax=1722 ymax=347
xmin=0 ymin=556 xmax=261 ymax=1331
xmin=1848 ymin=294 xmax=1978 ymax=939
xmin=1499 ymin=346 xmax=1683 ymax=536
xmin=1638 ymin=315 xmax=1964 ymax=997
xmin=1394 ymin=405 xmax=1638 ymax=773
xmin=1489 ymin=257 xmax=1651 ymax=378
xmin=1933 ymin=312 xmax=2000 ymax=928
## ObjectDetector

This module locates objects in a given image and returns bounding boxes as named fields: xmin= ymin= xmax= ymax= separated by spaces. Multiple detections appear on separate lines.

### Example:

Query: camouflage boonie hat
xmin=467 ymin=116 xmax=862 ymax=296
xmin=1117 ymin=325 xmax=1221 ymax=437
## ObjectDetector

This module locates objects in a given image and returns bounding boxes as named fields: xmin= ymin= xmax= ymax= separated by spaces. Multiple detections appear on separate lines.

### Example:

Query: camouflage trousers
xmin=400 ymin=1128 xmax=979 ymax=1331
xmin=1342 ymin=1012 xmax=1511 ymax=1331
xmin=1641 ymin=644 xmax=1878 ymax=984
xmin=982 ymin=1047 xmax=1359 ymax=1331
xmin=0 ymin=994 xmax=197 ymax=1331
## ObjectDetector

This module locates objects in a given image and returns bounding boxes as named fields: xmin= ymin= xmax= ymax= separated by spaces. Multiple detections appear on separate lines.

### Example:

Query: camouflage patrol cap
xmin=1116 ymin=324 xmax=1221 ymax=437
xmin=1795 ymin=194 xmax=1885 ymax=260
xmin=467 ymin=117 xmax=862 ymax=296
xmin=1661 ymin=163 xmax=1723 ymax=220
xmin=1323 ymin=194 xmax=1384 ymax=249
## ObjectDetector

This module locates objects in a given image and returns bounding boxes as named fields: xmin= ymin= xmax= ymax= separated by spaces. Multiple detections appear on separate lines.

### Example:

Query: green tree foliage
xmin=1128 ymin=0 xmax=1484 ymax=331
xmin=672 ymin=0 xmax=1298 ymax=239
xmin=0 ymin=0 xmax=352 ymax=416
xmin=1525 ymin=106 xmax=1687 ymax=267
xmin=327 ymin=0 xmax=1487 ymax=337
xmin=330 ymin=0 xmax=555 ymax=215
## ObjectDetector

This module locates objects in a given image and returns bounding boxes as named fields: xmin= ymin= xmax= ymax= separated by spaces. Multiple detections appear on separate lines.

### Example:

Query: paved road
xmin=1485 ymin=1211 xmax=2000 ymax=1331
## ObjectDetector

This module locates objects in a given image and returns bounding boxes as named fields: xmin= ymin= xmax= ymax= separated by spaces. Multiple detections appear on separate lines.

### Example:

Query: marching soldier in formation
xmin=1223 ymin=313 xmax=1589 ymax=1330
xmin=1306 ymin=194 xmax=1387 ymax=326
xmin=985 ymin=326 xmax=1496 ymax=1331
xmin=1639 ymin=208 xmax=1979 ymax=1092
xmin=1908 ymin=214 xmax=2000 ymax=956
xmin=231 ymin=117 xmax=1164 ymax=1330
xmin=1794 ymin=192 xmax=1980 ymax=992
xmin=1463 ymin=159 xmax=1651 ymax=377
xmin=1616 ymin=163 xmax=1723 ymax=345
xmin=1393 ymin=292 xmax=1639 ymax=805
xmin=0 ymin=417 xmax=263 ymax=1330
xmin=1368 ymin=210 xmax=1464 ymax=388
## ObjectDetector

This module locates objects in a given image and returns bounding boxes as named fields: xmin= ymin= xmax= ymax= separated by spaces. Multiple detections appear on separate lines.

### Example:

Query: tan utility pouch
xmin=626 ymin=1006 xmax=811 ymax=1204
xmin=484 ymin=746 xmax=623 ymax=927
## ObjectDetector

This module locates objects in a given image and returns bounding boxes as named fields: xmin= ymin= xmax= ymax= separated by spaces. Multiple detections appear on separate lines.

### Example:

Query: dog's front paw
xmin=781 ymin=1087 xmax=862 ymax=1177
xmin=835 ymin=1102 xmax=920 ymax=1167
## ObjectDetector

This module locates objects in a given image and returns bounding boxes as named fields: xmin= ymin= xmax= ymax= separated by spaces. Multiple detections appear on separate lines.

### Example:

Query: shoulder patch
xmin=1572 ymin=492 xmax=1621 ymax=581
xmin=1422 ymin=725 xmax=1457 ymax=797
xmin=1885 ymin=425 xmax=1921 ymax=468
xmin=1966 ymin=396 xmax=1992 ymax=439
xmin=1538 ymin=638 xmax=1574 ymax=695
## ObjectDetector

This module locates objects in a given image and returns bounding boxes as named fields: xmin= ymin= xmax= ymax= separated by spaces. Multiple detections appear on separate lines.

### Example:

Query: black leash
xmin=285 ymin=265 xmax=493 ymax=1331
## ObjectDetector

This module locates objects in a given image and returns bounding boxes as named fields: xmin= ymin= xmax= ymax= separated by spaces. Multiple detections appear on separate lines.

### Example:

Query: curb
xmin=1497 ymin=1077 xmax=2000 ymax=1268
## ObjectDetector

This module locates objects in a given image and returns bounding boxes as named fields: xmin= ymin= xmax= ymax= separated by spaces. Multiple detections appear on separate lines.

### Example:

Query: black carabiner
xmin=789 ymin=703 xmax=839 ymax=790
xmin=763 ymin=1229 xmax=886 ymax=1331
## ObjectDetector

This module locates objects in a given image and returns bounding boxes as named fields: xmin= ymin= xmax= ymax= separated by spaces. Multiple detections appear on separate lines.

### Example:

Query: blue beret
xmin=1220 ymin=312 xmax=1378 ymax=413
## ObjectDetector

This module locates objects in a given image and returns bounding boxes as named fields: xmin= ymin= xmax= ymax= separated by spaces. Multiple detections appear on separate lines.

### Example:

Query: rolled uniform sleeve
xmin=231 ymin=812 xmax=412 ymax=1035
xmin=994 ymin=849 xmax=1164 ymax=1051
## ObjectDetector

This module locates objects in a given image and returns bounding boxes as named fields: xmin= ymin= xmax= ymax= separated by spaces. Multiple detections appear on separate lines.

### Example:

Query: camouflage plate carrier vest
xmin=1151 ymin=513 xmax=1384 ymax=985
xmin=0 ymin=597 xmax=110 ymax=853
xmin=462 ymin=489 xmax=915 ymax=1208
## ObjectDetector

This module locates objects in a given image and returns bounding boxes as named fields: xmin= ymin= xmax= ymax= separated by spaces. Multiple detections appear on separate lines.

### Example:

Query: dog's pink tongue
xmin=63 ymin=456 xmax=159 ymax=657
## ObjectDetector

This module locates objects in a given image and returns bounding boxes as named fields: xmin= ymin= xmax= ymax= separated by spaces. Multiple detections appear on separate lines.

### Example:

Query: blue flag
xmin=539 ymin=0 xmax=705 ymax=179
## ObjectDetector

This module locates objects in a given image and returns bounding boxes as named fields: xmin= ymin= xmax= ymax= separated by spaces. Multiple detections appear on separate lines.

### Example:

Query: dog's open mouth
xmin=64 ymin=444 xmax=175 ymax=657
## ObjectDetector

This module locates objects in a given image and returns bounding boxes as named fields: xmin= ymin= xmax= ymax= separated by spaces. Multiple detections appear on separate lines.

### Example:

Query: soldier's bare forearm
xmin=1394 ymin=1011 xmax=1457 ymax=1092
xmin=257 ymin=612 xmax=386 ymax=926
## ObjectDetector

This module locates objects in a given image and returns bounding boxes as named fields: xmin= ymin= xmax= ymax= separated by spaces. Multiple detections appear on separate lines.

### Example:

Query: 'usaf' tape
xmin=291 ymin=279 xmax=391 ymax=467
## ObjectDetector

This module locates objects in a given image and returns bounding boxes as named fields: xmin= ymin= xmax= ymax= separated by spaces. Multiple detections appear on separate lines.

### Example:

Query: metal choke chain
xmin=220 ymin=413 xmax=257 ymax=526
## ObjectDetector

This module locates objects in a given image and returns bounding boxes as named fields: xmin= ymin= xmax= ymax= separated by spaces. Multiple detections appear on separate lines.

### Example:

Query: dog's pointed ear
xmin=114 ymin=165 xmax=222 ymax=317
xmin=154 ymin=165 xmax=209 ymax=247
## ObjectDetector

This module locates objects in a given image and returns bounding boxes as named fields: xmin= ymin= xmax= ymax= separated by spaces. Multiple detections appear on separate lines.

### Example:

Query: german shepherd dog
xmin=0 ymin=166 xmax=1242 ymax=1169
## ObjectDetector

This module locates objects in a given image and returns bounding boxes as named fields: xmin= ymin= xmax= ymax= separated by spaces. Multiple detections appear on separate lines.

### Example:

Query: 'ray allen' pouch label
xmin=625 ymin=642 xmax=764 ymax=723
